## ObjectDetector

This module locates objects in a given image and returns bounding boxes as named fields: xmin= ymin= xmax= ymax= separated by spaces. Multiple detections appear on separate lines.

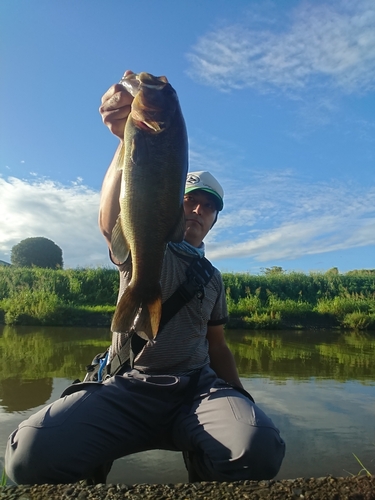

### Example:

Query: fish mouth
xmin=121 ymin=72 xmax=176 ymax=134
xmin=120 ymin=72 xmax=169 ymax=98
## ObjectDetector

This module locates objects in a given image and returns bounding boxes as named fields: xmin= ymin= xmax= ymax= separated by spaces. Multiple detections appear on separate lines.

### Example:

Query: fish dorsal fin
xmin=168 ymin=205 xmax=186 ymax=243
xmin=111 ymin=216 xmax=130 ymax=264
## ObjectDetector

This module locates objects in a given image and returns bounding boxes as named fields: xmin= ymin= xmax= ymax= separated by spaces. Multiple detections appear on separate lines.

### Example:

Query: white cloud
xmin=1 ymin=172 xmax=374 ymax=270
xmin=0 ymin=176 xmax=109 ymax=268
xmin=187 ymin=0 xmax=375 ymax=94
xmin=205 ymin=170 xmax=375 ymax=263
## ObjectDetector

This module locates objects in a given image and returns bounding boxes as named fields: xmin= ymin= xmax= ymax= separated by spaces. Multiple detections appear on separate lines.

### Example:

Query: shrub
xmin=341 ymin=312 xmax=375 ymax=330
xmin=315 ymin=296 xmax=372 ymax=317
xmin=11 ymin=237 xmax=63 ymax=269
xmin=1 ymin=288 xmax=65 ymax=325
xmin=242 ymin=311 xmax=282 ymax=330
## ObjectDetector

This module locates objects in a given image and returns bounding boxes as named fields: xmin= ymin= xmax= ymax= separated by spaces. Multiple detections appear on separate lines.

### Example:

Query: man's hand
xmin=99 ymin=70 xmax=134 ymax=140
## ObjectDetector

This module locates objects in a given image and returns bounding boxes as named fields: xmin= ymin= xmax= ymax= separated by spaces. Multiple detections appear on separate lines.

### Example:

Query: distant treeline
xmin=0 ymin=266 xmax=375 ymax=330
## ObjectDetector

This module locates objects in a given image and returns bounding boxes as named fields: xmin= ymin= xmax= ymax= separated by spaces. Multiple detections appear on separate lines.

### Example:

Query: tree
xmin=263 ymin=266 xmax=285 ymax=275
xmin=11 ymin=237 xmax=63 ymax=269
xmin=325 ymin=267 xmax=339 ymax=275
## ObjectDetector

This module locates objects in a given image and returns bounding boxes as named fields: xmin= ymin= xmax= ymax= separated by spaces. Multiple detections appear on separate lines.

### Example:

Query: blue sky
xmin=1 ymin=0 xmax=374 ymax=273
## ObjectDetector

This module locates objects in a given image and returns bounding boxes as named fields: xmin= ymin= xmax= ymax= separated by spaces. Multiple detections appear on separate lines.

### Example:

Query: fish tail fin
xmin=135 ymin=285 xmax=162 ymax=340
xmin=111 ymin=284 xmax=141 ymax=334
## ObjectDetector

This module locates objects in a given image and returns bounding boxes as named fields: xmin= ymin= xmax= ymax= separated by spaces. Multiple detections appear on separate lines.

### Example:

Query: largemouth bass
xmin=110 ymin=72 xmax=188 ymax=340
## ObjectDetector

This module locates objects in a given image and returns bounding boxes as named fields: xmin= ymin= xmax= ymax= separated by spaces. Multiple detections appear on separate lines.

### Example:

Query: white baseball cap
xmin=185 ymin=171 xmax=224 ymax=211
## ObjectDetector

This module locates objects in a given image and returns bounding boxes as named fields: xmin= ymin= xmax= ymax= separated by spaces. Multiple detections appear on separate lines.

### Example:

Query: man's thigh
xmin=174 ymin=382 xmax=285 ymax=481
xmin=6 ymin=374 xmax=181 ymax=484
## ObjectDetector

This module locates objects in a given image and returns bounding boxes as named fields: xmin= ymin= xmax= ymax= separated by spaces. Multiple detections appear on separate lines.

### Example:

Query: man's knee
xmin=225 ymin=397 xmax=286 ymax=480
xmin=192 ymin=424 xmax=285 ymax=482
xmin=242 ymin=425 xmax=286 ymax=480
xmin=5 ymin=428 xmax=42 ymax=484
xmin=5 ymin=426 xmax=78 ymax=485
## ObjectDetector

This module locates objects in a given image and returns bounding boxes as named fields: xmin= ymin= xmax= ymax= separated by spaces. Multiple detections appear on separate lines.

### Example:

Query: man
xmin=5 ymin=73 xmax=285 ymax=485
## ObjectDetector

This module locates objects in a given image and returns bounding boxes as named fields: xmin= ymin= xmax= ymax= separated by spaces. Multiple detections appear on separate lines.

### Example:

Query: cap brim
xmin=185 ymin=187 xmax=223 ymax=211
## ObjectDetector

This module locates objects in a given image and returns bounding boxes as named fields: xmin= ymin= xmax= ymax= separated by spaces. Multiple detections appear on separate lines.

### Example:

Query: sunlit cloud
xmin=205 ymin=170 xmax=375 ymax=263
xmin=1 ymin=171 xmax=374 ymax=270
xmin=0 ymin=176 xmax=108 ymax=268
xmin=187 ymin=0 xmax=375 ymax=94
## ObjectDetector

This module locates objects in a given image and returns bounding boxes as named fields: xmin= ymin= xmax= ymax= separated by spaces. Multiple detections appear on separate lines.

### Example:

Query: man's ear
xmin=210 ymin=212 xmax=218 ymax=229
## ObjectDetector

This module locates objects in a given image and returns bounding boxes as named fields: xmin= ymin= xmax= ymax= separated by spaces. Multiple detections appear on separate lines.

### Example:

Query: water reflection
xmin=0 ymin=378 xmax=52 ymax=412
xmin=225 ymin=329 xmax=375 ymax=381
xmin=0 ymin=325 xmax=374 ymax=483
xmin=0 ymin=324 xmax=111 ymax=385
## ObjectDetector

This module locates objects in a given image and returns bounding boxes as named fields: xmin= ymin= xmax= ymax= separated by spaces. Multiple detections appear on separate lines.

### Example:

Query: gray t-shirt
xmin=110 ymin=245 xmax=228 ymax=376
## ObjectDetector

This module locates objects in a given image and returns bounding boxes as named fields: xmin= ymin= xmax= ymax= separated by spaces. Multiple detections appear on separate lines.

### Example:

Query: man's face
xmin=183 ymin=190 xmax=218 ymax=247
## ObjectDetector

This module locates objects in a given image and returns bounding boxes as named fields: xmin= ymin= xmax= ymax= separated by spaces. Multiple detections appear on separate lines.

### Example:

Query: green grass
xmin=1 ymin=266 xmax=375 ymax=329
xmin=224 ymin=272 xmax=375 ymax=330
xmin=352 ymin=453 xmax=372 ymax=477
xmin=344 ymin=449 xmax=374 ymax=477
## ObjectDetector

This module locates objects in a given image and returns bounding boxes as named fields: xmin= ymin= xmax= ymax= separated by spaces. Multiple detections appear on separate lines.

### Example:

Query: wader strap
xmin=159 ymin=257 xmax=214 ymax=329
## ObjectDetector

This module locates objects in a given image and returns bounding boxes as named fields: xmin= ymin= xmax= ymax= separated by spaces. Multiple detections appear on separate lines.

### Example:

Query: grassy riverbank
xmin=0 ymin=267 xmax=375 ymax=330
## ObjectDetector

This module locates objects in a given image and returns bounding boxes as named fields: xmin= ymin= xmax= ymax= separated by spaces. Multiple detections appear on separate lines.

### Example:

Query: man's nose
xmin=192 ymin=203 xmax=202 ymax=214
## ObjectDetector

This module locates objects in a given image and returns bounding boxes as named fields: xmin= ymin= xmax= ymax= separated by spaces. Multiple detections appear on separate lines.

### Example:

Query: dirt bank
xmin=0 ymin=475 xmax=374 ymax=499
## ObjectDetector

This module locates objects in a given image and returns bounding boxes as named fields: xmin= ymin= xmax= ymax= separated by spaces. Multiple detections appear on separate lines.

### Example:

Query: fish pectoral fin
xmin=111 ymin=217 xmax=130 ymax=264
xmin=111 ymin=285 xmax=140 ymax=333
xmin=135 ymin=289 xmax=162 ymax=340
xmin=168 ymin=205 xmax=186 ymax=243
xmin=129 ymin=135 xmax=148 ymax=165
xmin=116 ymin=144 xmax=126 ymax=171
xmin=130 ymin=137 xmax=138 ymax=165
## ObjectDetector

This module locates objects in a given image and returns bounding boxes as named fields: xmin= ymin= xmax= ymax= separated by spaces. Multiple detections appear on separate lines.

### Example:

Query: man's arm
xmin=206 ymin=324 xmax=244 ymax=388
xmin=98 ymin=143 xmax=123 ymax=249
xmin=98 ymin=74 xmax=134 ymax=252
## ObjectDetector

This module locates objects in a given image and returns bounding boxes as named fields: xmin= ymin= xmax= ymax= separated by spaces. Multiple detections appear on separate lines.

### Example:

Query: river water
xmin=0 ymin=325 xmax=374 ymax=484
